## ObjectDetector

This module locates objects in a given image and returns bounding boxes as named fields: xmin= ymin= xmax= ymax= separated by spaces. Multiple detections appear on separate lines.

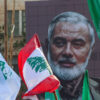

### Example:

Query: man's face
xmin=48 ymin=22 xmax=91 ymax=80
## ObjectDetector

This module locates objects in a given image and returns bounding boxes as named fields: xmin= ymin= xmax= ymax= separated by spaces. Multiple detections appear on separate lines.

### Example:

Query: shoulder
xmin=89 ymin=77 xmax=100 ymax=100
xmin=89 ymin=77 xmax=100 ymax=88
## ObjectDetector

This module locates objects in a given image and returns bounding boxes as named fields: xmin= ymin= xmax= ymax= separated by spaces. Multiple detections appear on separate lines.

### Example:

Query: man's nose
xmin=63 ymin=43 xmax=73 ymax=57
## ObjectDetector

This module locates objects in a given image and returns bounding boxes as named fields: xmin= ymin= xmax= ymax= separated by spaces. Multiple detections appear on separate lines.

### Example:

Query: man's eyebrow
xmin=53 ymin=36 xmax=66 ymax=40
xmin=72 ymin=39 xmax=86 ymax=42
xmin=52 ymin=37 xmax=66 ymax=44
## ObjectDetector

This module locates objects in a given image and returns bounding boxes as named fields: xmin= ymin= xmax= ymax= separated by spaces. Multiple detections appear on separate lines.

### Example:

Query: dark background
xmin=25 ymin=0 xmax=100 ymax=77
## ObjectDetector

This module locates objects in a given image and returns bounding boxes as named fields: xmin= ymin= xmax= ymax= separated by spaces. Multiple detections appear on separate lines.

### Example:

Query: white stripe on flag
xmin=0 ymin=53 xmax=21 ymax=100
xmin=23 ymin=48 xmax=50 ymax=91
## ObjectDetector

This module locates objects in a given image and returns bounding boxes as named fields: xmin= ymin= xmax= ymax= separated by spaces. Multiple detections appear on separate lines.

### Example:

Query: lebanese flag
xmin=18 ymin=34 xmax=60 ymax=98
xmin=0 ymin=53 xmax=21 ymax=100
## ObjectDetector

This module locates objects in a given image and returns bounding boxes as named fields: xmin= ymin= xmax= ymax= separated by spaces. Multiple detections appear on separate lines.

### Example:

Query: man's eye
xmin=55 ymin=41 xmax=65 ymax=47
xmin=73 ymin=42 xmax=84 ymax=46
xmin=72 ymin=40 xmax=85 ymax=48
xmin=53 ymin=38 xmax=66 ymax=47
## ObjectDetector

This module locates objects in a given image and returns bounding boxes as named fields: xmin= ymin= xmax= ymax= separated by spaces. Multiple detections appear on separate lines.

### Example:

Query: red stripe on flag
xmin=22 ymin=75 xmax=60 ymax=98
xmin=18 ymin=34 xmax=41 ymax=88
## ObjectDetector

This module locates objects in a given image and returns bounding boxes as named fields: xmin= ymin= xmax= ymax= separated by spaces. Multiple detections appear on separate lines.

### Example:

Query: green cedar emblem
xmin=27 ymin=57 xmax=51 ymax=73
xmin=0 ymin=61 xmax=12 ymax=80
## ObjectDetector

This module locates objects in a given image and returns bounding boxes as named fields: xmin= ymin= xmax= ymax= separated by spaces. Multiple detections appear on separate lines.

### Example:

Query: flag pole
xmin=53 ymin=91 xmax=58 ymax=100
xmin=4 ymin=0 xmax=8 ymax=61
xmin=9 ymin=0 xmax=15 ymax=67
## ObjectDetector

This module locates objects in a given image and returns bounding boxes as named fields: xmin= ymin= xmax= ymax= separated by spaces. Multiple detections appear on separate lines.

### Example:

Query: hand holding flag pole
xmin=18 ymin=33 xmax=60 ymax=99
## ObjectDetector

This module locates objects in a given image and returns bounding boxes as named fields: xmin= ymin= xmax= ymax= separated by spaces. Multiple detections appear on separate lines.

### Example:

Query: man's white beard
xmin=47 ymin=49 xmax=92 ymax=81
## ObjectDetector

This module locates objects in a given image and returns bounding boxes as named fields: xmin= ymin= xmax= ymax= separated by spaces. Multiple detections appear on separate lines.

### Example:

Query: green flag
xmin=45 ymin=89 xmax=61 ymax=100
xmin=87 ymin=0 xmax=100 ymax=39
xmin=82 ymin=70 xmax=91 ymax=100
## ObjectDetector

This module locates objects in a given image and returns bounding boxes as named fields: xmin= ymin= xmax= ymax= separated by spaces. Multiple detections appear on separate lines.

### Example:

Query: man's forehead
xmin=52 ymin=21 xmax=90 ymax=40
xmin=55 ymin=21 xmax=89 ymax=32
